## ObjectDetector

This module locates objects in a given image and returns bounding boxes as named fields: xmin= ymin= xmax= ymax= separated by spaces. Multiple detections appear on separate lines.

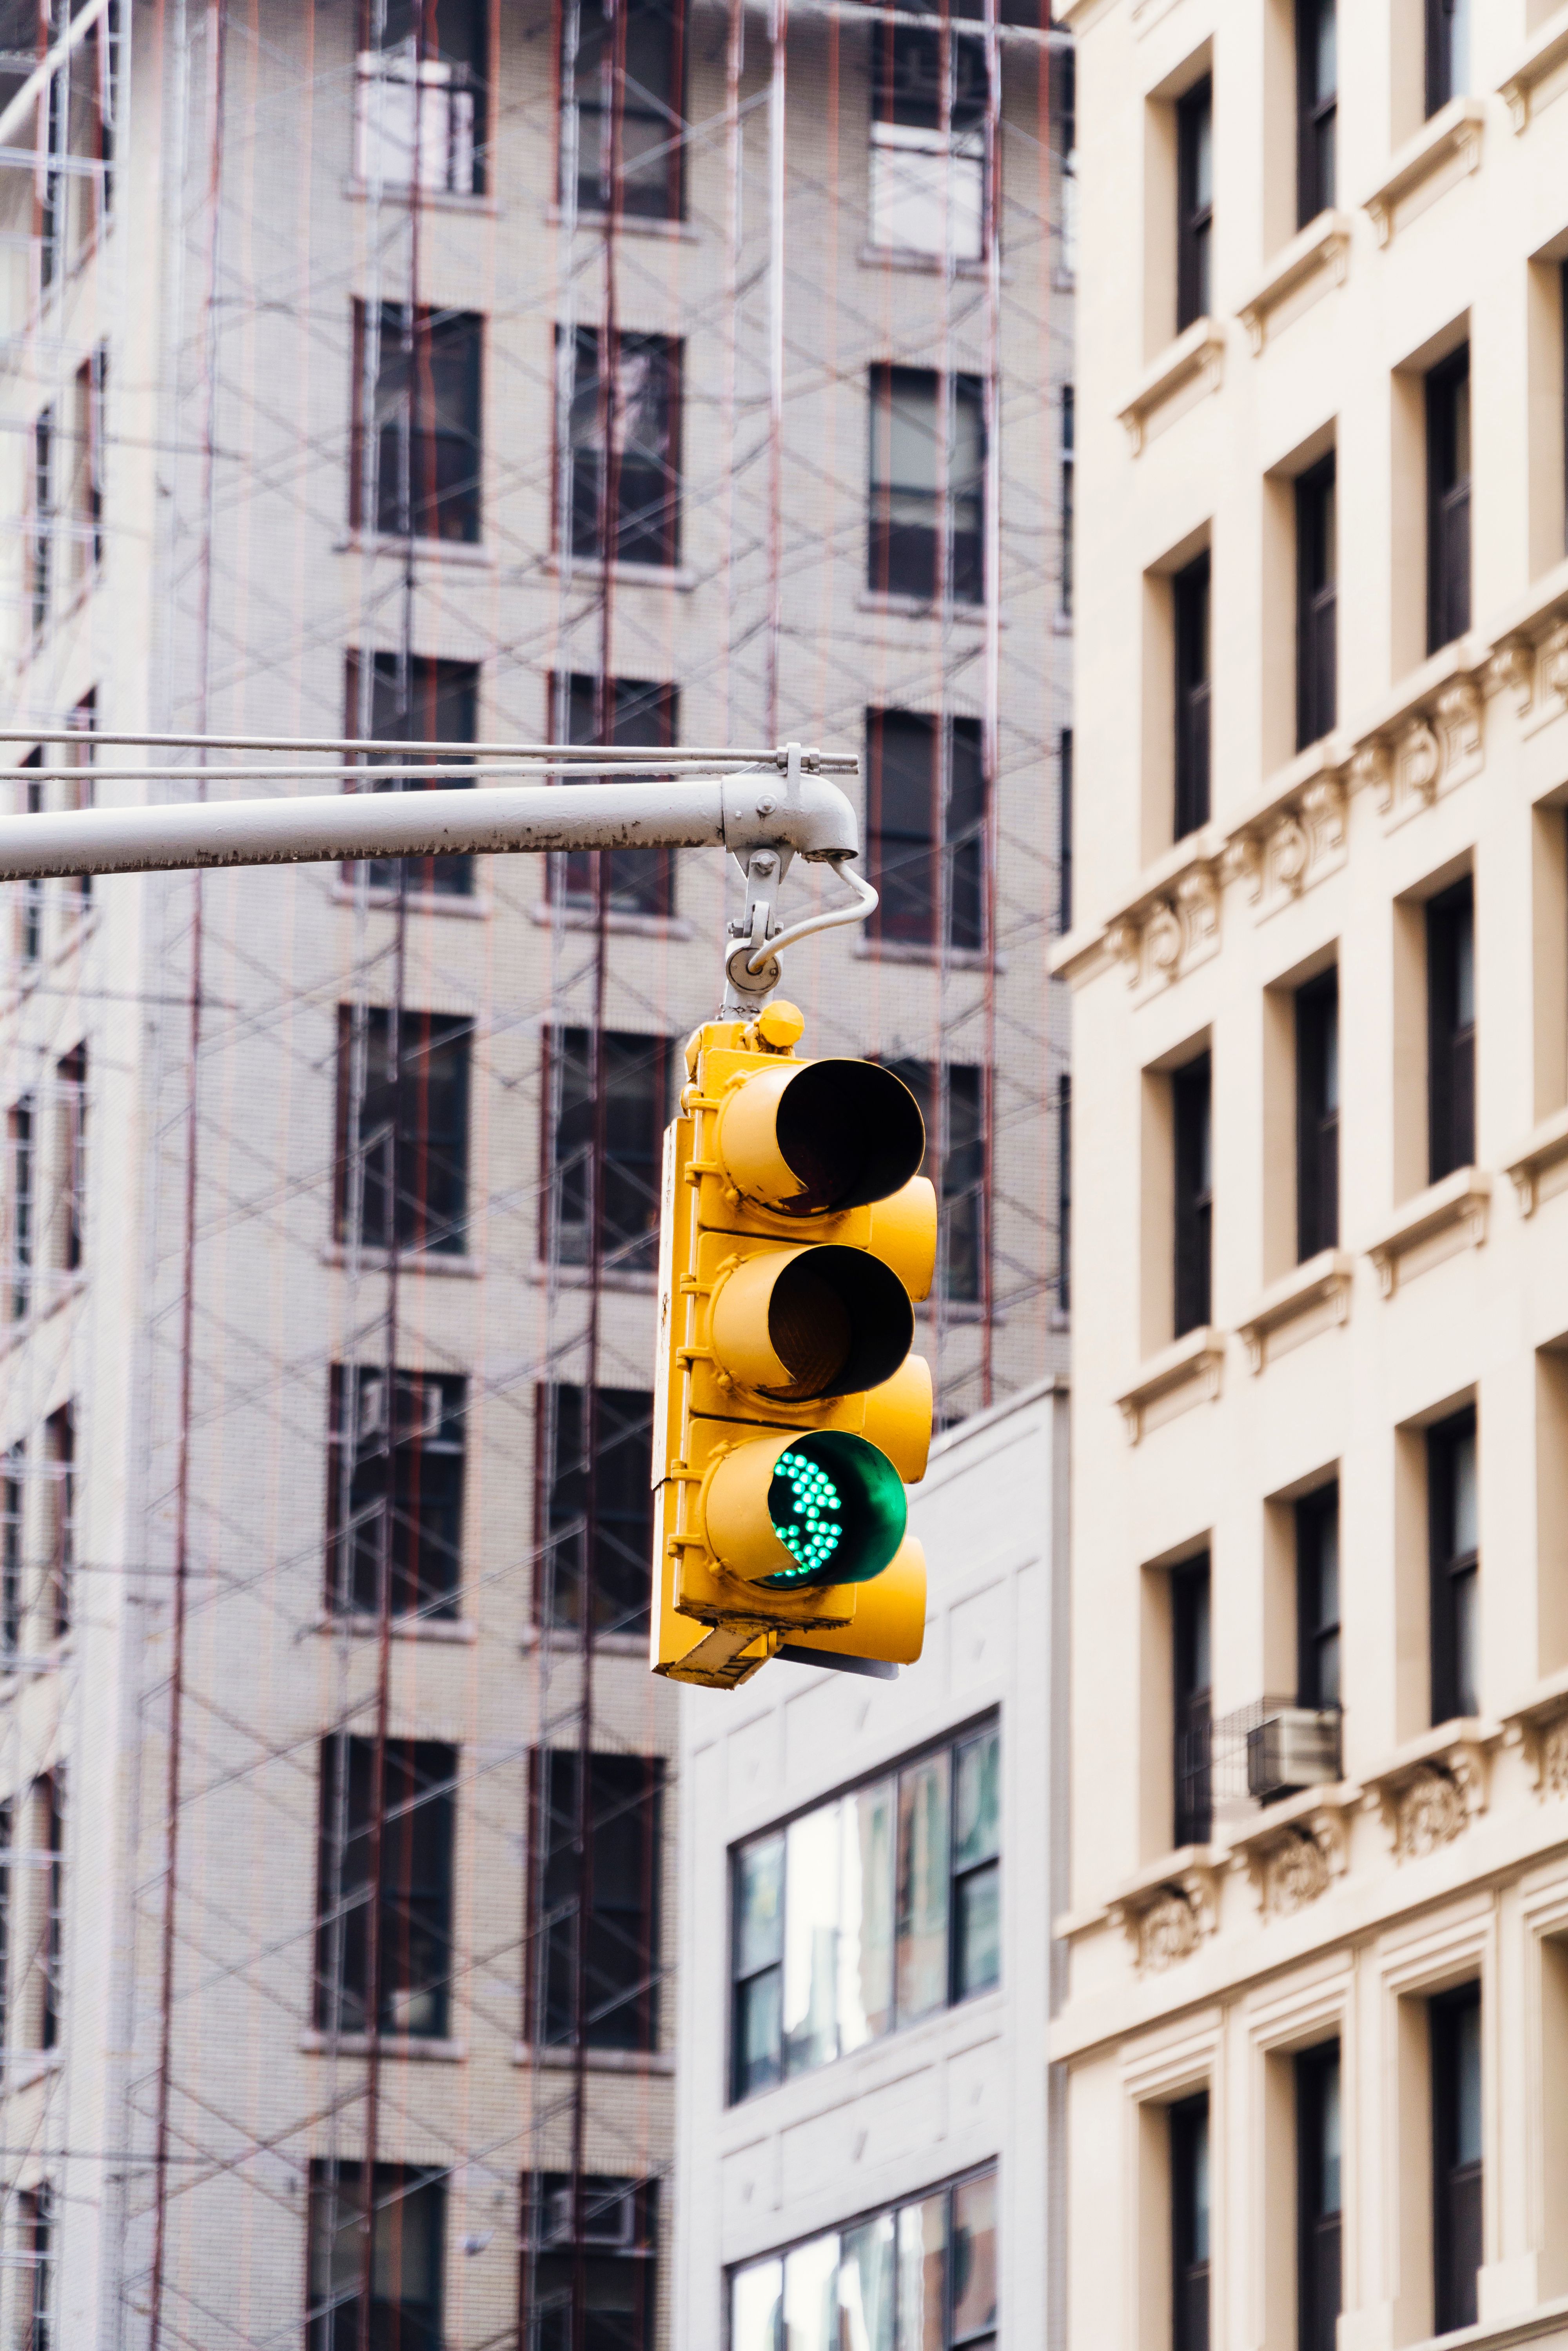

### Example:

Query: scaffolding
xmin=0 ymin=0 xmax=1071 ymax=2337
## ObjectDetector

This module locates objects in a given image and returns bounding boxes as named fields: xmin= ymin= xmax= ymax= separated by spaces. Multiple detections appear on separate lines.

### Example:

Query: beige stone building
xmin=1054 ymin=3 xmax=1568 ymax=2349
xmin=0 ymin=0 xmax=1069 ymax=2339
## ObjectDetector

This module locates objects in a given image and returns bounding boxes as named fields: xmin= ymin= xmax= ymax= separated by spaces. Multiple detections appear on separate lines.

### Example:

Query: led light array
xmin=769 ymin=1449 xmax=844 ymax=1579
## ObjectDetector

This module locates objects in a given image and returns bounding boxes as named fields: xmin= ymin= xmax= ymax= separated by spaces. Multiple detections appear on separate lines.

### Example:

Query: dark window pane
xmin=539 ymin=1383 xmax=653 ymax=1635
xmin=867 ymin=710 xmax=986 ymax=953
xmin=1426 ymin=877 xmax=1475 ymax=1182
xmin=564 ymin=328 xmax=681 ymax=568
xmin=326 ymin=1367 xmax=466 ymax=1619
xmin=345 ymin=651 xmax=478 ymax=899
xmin=1173 ymin=553 xmax=1211 ymax=840
xmin=1176 ymin=78 xmax=1212 ymax=332
xmin=350 ymin=302 xmax=482 ymax=544
xmin=1426 ymin=347 xmax=1471 ymax=652
xmin=1295 ymin=1484 xmax=1341 ymax=1710
xmin=1172 ymin=1557 xmax=1212 ymax=1848
xmin=1171 ymin=2093 xmax=1211 ymax=2351
xmin=358 ymin=0 xmax=487 ymax=196
xmin=560 ymin=673 xmax=677 ymax=917
xmin=315 ymin=1739 xmax=456 ymax=2039
xmin=335 ymin=1006 xmax=472 ymax=1257
xmin=1431 ymin=1984 xmax=1482 ymax=2333
xmin=1425 ymin=0 xmax=1470 ymax=117
xmin=1172 ymin=1053 xmax=1212 ymax=1338
xmin=1297 ymin=2043 xmax=1343 ymax=2351
xmin=308 ymin=2162 xmax=446 ymax=2351
xmin=567 ymin=0 xmax=686 ymax=220
xmin=883 ymin=1059 xmax=986 ymax=1302
xmin=1058 ymin=1071 xmax=1072 ymax=1316
xmin=546 ymin=1028 xmax=671 ymax=1274
xmin=731 ymin=1834 xmax=784 ymax=2100
xmin=1058 ymin=727 xmax=1073 ymax=932
xmin=522 ymin=2175 xmax=658 ymax=2351
xmin=868 ymin=366 xmax=985 ymax=605
xmin=1296 ymin=456 xmax=1337 ymax=749
xmin=1295 ymin=968 xmax=1339 ymax=1260
xmin=532 ymin=1751 xmax=662 ymax=2051
xmin=1428 ymin=1407 xmax=1479 ymax=1725
xmin=1296 ymin=0 xmax=1336 ymax=223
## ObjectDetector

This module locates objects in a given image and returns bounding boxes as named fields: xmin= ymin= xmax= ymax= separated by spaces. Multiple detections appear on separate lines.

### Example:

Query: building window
xmin=64 ymin=347 xmax=106 ymax=589
xmin=869 ymin=22 xmax=985 ymax=260
xmin=356 ymin=0 xmax=485 ymax=196
xmin=1296 ymin=0 xmax=1336 ymax=222
xmin=308 ymin=2162 xmax=446 ymax=2351
xmin=559 ymin=673 xmax=677 ymax=918
xmin=2 ymin=1456 xmax=20 ymax=1659
xmin=883 ymin=1060 xmax=986 ymax=1303
xmin=64 ymin=693 xmax=95 ymax=909
xmin=19 ymin=2182 xmax=53 ymax=2351
xmin=546 ymin=1027 xmax=671 ymax=1274
xmin=1426 ymin=346 xmax=1471 ymax=653
xmin=529 ymin=1750 xmax=662 ymax=2052
xmin=326 ymin=1368 xmax=465 ymax=1621
xmin=1172 ymin=1556 xmax=1212 ymax=1849
xmin=7 ymin=1093 xmax=33 ymax=1321
xmin=868 ymin=365 xmax=985 ymax=606
xmin=37 ymin=1773 xmax=62 ymax=2051
xmin=1425 ymin=0 xmax=1470 ymax=117
xmin=350 ymin=302 xmax=482 ymax=546
xmin=521 ymin=2175 xmax=659 ymax=2350
xmin=730 ymin=1720 xmax=998 ymax=2102
xmin=1171 ymin=2092 xmax=1211 ymax=2351
xmin=566 ymin=0 xmax=685 ymax=221
xmin=1173 ymin=552 xmax=1211 ymax=840
xmin=314 ymin=1736 xmax=456 ymax=2039
xmin=53 ymin=1044 xmax=85 ymax=1275
xmin=29 ymin=407 xmax=53 ymax=638
xmin=729 ymin=2168 xmax=997 ymax=2351
xmin=866 ymin=710 xmax=985 ymax=953
xmin=1058 ymin=727 xmax=1073 ymax=932
xmin=1175 ymin=77 xmax=1213 ymax=332
xmin=1297 ymin=2042 xmax=1343 ymax=2351
xmin=17 ymin=753 xmax=43 ymax=965
xmin=344 ymin=652 xmax=478 ymax=900
xmin=1428 ymin=1407 xmax=1478 ymax=1725
xmin=537 ymin=1383 xmax=653 ymax=1636
xmin=1061 ymin=383 xmax=1074 ymax=614
xmin=1427 ymin=877 xmax=1475 ymax=1182
xmin=1431 ymin=1982 xmax=1481 ymax=2332
xmin=1172 ymin=1052 xmax=1212 ymax=1338
xmin=334 ymin=1006 xmax=472 ymax=1258
xmin=1296 ymin=455 xmax=1337 ymax=748
xmin=1295 ymin=968 xmax=1339 ymax=1261
xmin=43 ymin=1408 xmax=72 ymax=1641
xmin=1058 ymin=1072 xmax=1072 ymax=1317
xmin=1296 ymin=1483 xmax=1341 ymax=1709
xmin=563 ymin=327 xmax=681 ymax=569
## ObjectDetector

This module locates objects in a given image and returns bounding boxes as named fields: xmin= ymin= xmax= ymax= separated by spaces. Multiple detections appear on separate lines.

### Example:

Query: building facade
xmin=672 ymin=1378 xmax=1066 ymax=2351
xmin=0 ymin=0 xmax=1070 ymax=2340
xmin=1055 ymin=4 xmax=1568 ymax=2349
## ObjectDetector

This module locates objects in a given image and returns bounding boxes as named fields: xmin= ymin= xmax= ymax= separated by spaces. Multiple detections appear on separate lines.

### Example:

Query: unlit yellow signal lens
xmin=715 ymin=1059 xmax=926 ymax=1216
xmin=711 ymin=1244 xmax=916 ymax=1403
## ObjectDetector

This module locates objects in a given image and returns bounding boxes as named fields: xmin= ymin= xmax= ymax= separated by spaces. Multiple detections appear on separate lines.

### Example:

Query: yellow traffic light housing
xmin=651 ymin=1001 xmax=936 ymax=1690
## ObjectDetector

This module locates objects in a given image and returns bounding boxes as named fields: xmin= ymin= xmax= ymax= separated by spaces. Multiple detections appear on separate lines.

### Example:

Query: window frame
xmin=1295 ymin=2040 xmax=1343 ymax=2351
xmin=1425 ymin=344 xmax=1472 ymax=655
xmin=557 ymin=671 xmax=678 ymax=917
xmin=527 ymin=1748 xmax=664 ymax=2054
xmin=867 ymin=362 xmax=987 ymax=607
xmin=727 ymin=1713 xmax=1001 ymax=2105
xmin=1171 ymin=1554 xmax=1212 ymax=1850
xmin=354 ymin=0 xmax=488 ymax=198
xmin=561 ymin=324 xmax=683 ymax=571
xmin=520 ymin=2172 xmax=660 ymax=2349
xmin=1170 ymin=2090 xmax=1212 ymax=2351
xmin=314 ymin=1735 xmax=458 ymax=2043
xmin=333 ymin=1004 xmax=474 ymax=1260
xmin=343 ymin=651 xmax=480 ymax=902
xmin=1295 ymin=0 xmax=1336 ymax=225
xmin=1424 ymin=0 xmax=1469 ymax=120
xmin=543 ymin=1025 xmax=674 ymax=1276
xmin=865 ymin=707 xmax=987 ymax=955
xmin=1426 ymin=875 xmax=1475 ymax=1185
xmin=1175 ymin=76 xmax=1213 ymax=334
xmin=1294 ymin=966 xmax=1339 ymax=1262
xmin=349 ymin=300 xmax=484 ymax=547
xmin=1294 ymin=1482 xmax=1341 ymax=1711
xmin=1172 ymin=1051 xmax=1212 ymax=1340
xmin=1430 ymin=1980 xmax=1483 ymax=2335
xmin=561 ymin=0 xmax=688 ymax=224
xmin=535 ymin=1381 xmax=655 ymax=1637
xmin=1427 ymin=1405 xmax=1479 ymax=1726
xmin=325 ymin=1365 xmax=467 ymax=1622
xmin=1172 ymin=550 xmax=1211 ymax=841
xmin=1295 ymin=454 xmax=1337 ymax=750
xmin=307 ymin=2159 xmax=448 ymax=2351
xmin=880 ymin=1057 xmax=987 ymax=1303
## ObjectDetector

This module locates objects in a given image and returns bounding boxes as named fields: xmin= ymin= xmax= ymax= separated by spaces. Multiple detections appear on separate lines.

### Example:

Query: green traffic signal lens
xmin=762 ymin=1431 xmax=907 ymax=1590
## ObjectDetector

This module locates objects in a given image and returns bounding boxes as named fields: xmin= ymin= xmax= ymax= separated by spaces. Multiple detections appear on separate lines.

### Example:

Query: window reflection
xmin=730 ymin=2173 xmax=994 ymax=2351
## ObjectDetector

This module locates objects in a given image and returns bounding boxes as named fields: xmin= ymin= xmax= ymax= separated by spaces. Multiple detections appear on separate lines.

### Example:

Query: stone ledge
xmin=1500 ymin=2 xmax=1568 ymax=133
xmin=1234 ymin=1249 xmax=1353 ymax=1372
xmin=1365 ymin=1167 xmax=1490 ymax=1298
xmin=1116 ymin=316 xmax=1225 ymax=455
xmin=1226 ymin=1780 xmax=1361 ymax=1921
xmin=1503 ymin=1106 xmax=1568 ymax=1216
xmin=1237 ymin=209 xmax=1352 ymax=352
xmin=1104 ymin=1844 xmax=1227 ymax=1973
xmin=1362 ymin=96 xmax=1485 ymax=246
xmin=1500 ymin=1665 xmax=1568 ymax=1797
xmin=1115 ymin=1325 xmax=1224 ymax=1443
xmin=1361 ymin=1719 xmax=1503 ymax=1860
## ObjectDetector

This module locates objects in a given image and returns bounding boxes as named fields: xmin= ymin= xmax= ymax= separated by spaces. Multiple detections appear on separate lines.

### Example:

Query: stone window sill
xmin=343 ymin=176 xmax=497 ymax=218
xmin=515 ymin=2043 xmax=675 ymax=2073
xmin=1501 ymin=1664 xmax=1568 ymax=1795
xmin=1115 ymin=1325 xmax=1224 ymax=1444
xmin=310 ymin=1614 xmax=477 ymax=1644
xmin=1234 ymin=1248 xmax=1353 ymax=1373
xmin=520 ymin=1627 xmax=648 ymax=1657
xmin=544 ymin=556 xmax=697 ymax=593
xmin=528 ymin=902 xmax=695 ymax=942
xmin=1503 ymin=1106 xmax=1568 ymax=1216
xmin=329 ymin=880 xmax=491 ymax=920
xmin=1365 ymin=1167 xmax=1490 ymax=1298
xmin=300 ymin=2032 xmax=466 ymax=2061
xmin=334 ymin=532 xmax=493 ymax=568
xmin=550 ymin=204 xmax=697 ymax=243
xmin=1237 ymin=210 xmax=1352 ymax=352
xmin=853 ymin=935 xmax=1001 ymax=971
xmin=1501 ymin=2 xmax=1568 ymax=133
xmin=854 ymin=591 xmax=991 ymax=626
xmin=1362 ymin=97 xmax=1484 ymax=247
xmin=1116 ymin=316 xmax=1225 ymax=455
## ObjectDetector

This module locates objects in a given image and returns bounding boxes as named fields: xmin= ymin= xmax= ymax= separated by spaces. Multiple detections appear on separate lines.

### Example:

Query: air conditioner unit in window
xmin=1245 ymin=1706 xmax=1341 ymax=1804
xmin=544 ymin=2182 xmax=636 ymax=2250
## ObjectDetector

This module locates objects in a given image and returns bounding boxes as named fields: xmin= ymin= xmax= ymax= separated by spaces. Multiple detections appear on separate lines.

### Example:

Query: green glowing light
xmin=769 ymin=1447 xmax=845 ymax=1581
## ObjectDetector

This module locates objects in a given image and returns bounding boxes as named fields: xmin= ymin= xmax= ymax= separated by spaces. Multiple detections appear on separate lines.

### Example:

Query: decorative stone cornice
xmin=1237 ymin=211 xmax=1352 ymax=353
xmin=1364 ymin=1167 xmax=1490 ymax=1299
xmin=1499 ymin=2 xmax=1568 ymax=134
xmin=1362 ymin=98 xmax=1485 ymax=247
xmin=1116 ymin=317 xmax=1226 ymax=455
xmin=1227 ymin=1782 xmax=1359 ymax=1921
xmin=1362 ymin=1721 xmax=1502 ymax=1859
xmin=1503 ymin=1105 xmax=1568 ymax=1217
xmin=1106 ymin=1846 xmax=1225 ymax=1973
xmin=1115 ymin=1325 xmax=1224 ymax=1445
xmin=1500 ymin=1667 xmax=1568 ymax=1796
xmin=1234 ymin=1249 xmax=1353 ymax=1374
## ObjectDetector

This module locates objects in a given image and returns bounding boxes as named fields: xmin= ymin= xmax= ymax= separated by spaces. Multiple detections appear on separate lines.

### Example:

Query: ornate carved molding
xmin=1108 ymin=1856 xmax=1223 ymax=1973
xmin=1483 ymin=634 xmax=1534 ymax=715
xmin=1363 ymin=1725 xmax=1500 ymax=1858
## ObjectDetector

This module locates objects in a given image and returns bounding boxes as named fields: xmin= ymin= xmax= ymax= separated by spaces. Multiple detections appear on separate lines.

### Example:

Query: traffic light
xmin=651 ymin=999 xmax=936 ymax=1690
